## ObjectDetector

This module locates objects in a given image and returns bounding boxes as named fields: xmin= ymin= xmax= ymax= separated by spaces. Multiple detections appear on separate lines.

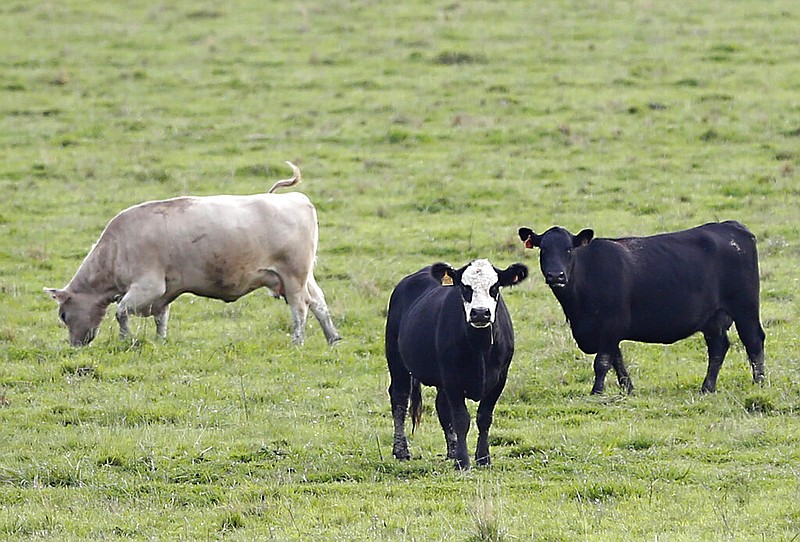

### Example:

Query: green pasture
xmin=1 ymin=0 xmax=799 ymax=540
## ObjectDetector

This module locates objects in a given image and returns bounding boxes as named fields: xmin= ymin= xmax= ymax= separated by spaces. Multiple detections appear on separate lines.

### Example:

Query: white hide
xmin=459 ymin=259 xmax=499 ymax=328
xmin=45 ymin=163 xmax=341 ymax=346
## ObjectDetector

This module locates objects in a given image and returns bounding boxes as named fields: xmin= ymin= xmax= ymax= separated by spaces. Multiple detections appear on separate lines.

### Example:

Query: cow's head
xmin=44 ymin=288 xmax=107 ymax=346
xmin=430 ymin=259 xmax=528 ymax=328
xmin=518 ymin=226 xmax=593 ymax=288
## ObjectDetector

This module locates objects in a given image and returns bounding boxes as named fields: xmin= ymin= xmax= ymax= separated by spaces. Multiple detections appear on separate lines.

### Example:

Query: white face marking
xmin=460 ymin=259 xmax=499 ymax=328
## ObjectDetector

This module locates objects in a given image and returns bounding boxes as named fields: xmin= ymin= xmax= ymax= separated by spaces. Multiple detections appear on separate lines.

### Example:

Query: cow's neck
xmin=552 ymin=284 xmax=581 ymax=323
xmin=67 ymin=239 xmax=119 ymax=303
xmin=461 ymin=326 xmax=496 ymax=399
xmin=467 ymin=324 xmax=495 ymax=350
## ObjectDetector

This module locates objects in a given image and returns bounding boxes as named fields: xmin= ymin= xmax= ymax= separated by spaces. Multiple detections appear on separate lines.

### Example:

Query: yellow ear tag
xmin=441 ymin=272 xmax=453 ymax=286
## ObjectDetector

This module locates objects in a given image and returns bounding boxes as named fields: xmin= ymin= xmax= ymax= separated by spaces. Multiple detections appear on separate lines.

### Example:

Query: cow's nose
xmin=545 ymin=271 xmax=566 ymax=285
xmin=470 ymin=307 xmax=491 ymax=323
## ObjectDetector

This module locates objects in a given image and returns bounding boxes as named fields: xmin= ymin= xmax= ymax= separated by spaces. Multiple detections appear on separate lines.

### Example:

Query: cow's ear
xmin=431 ymin=262 xmax=458 ymax=286
xmin=518 ymin=227 xmax=542 ymax=249
xmin=497 ymin=263 xmax=529 ymax=287
xmin=574 ymin=229 xmax=594 ymax=247
xmin=44 ymin=287 xmax=69 ymax=303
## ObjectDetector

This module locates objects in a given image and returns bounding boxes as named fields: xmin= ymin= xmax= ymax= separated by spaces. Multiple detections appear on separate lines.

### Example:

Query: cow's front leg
xmin=591 ymin=352 xmax=613 ymax=394
xmin=608 ymin=345 xmax=634 ymax=394
xmin=701 ymin=328 xmax=730 ymax=393
xmin=435 ymin=389 xmax=457 ymax=460
xmin=116 ymin=278 xmax=166 ymax=341
xmin=445 ymin=390 xmax=471 ymax=470
xmin=475 ymin=370 xmax=508 ymax=467
xmin=116 ymin=306 xmax=131 ymax=340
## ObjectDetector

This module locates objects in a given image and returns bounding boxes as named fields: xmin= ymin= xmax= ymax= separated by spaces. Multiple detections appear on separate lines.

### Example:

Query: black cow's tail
xmin=410 ymin=377 xmax=422 ymax=434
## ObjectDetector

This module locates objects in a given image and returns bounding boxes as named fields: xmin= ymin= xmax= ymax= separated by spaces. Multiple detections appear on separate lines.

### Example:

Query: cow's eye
xmin=461 ymin=285 xmax=473 ymax=302
xmin=489 ymin=284 xmax=499 ymax=298
xmin=59 ymin=311 xmax=67 ymax=323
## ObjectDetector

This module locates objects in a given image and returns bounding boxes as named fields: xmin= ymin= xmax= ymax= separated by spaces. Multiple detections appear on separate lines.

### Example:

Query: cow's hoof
xmin=393 ymin=447 xmax=411 ymax=461
xmin=619 ymin=378 xmax=635 ymax=395
xmin=700 ymin=385 xmax=716 ymax=394
xmin=327 ymin=335 xmax=343 ymax=346
xmin=453 ymin=458 xmax=471 ymax=471
xmin=476 ymin=456 xmax=491 ymax=467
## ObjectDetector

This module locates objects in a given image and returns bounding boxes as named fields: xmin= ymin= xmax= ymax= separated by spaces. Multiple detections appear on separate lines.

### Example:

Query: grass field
xmin=1 ymin=1 xmax=799 ymax=540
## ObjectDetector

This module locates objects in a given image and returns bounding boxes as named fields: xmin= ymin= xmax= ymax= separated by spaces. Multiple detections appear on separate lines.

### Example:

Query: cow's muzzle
xmin=469 ymin=307 xmax=492 ymax=328
xmin=70 ymin=328 xmax=98 ymax=347
xmin=545 ymin=271 xmax=567 ymax=288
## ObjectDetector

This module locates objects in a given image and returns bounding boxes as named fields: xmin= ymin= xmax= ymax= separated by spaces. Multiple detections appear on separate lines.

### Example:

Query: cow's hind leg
xmin=281 ymin=276 xmax=311 ymax=345
xmin=733 ymin=316 xmax=766 ymax=385
xmin=475 ymin=369 xmax=509 ymax=467
xmin=289 ymin=303 xmax=309 ymax=345
xmin=435 ymin=389 xmax=457 ymax=460
xmin=306 ymin=273 xmax=341 ymax=345
xmin=388 ymin=371 xmax=412 ymax=461
xmin=701 ymin=312 xmax=733 ymax=393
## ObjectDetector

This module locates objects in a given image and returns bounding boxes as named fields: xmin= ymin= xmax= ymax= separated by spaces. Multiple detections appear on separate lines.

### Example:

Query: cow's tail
xmin=268 ymin=161 xmax=302 ymax=193
xmin=410 ymin=377 xmax=423 ymax=434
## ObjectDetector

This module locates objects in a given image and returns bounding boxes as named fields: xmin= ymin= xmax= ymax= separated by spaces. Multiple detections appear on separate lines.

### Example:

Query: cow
xmin=44 ymin=162 xmax=341 ymax=347
xmin=518 ymin=221 xmax=765 ymax=394
xmin=385 ymin=259 xmax=528 ymax=470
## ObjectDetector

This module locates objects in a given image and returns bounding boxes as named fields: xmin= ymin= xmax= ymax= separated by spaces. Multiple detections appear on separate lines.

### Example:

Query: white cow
xmin=45 ymin=162 xmax=341 ymax=346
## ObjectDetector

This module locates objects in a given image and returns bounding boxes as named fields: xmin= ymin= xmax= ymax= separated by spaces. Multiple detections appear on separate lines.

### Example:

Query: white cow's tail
xmin=268 ymin=161 xmax=302 ymax=193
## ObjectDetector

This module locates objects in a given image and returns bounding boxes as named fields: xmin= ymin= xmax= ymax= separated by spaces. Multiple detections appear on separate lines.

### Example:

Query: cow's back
xmin=386 ymin=267 xmax=463 ymax=386
xmin=99 ymin=192 xmax=317 ymax=293
xmin=385 ymin=267 xmax=439 ymax=357
xmin=573 ymin=221 xmax=760 ymax=346
xmin=622 ymin=221 xmax=758 ymax=307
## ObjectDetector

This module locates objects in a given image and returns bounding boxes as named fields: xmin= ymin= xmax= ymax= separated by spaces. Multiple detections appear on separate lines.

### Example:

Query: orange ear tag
xmin=441 ymin=272 xmax=453 ymax=286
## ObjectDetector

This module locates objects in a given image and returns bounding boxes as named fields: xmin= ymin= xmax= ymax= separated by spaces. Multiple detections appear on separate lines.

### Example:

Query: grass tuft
xmin=433 ymin=51 xmax=487 ymax=65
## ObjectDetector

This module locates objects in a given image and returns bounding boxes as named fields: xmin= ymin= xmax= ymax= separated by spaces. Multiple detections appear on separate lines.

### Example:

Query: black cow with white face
xmin=518 ymin=221 xmax=765 ymax=394
xmin=385 ymin=259 xmax=528 ymax=470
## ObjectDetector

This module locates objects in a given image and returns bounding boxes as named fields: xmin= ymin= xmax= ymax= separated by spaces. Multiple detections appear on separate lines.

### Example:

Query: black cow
xmin=385 ymin=259 xmax=528 ymax=470
xmin=518 ymin=221 xmax=765 ymax=394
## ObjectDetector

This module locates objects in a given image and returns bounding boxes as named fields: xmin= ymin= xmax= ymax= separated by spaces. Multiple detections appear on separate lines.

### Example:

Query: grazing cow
xmin=518 ymin=221 xmax=765 ymax=394
xmin=45 ymin=162 xmax=341 ymax=346
xmin=385 ymin=259 xmax=528 ymax=470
